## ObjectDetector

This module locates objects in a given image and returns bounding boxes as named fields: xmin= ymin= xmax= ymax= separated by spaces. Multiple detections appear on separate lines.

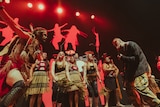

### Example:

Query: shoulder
xmin=83 ymin=62 xmax=87 ymax=66
xmin=127 ymin=41 xmax=141 ymax=50
xmin=128 ymin=41 xmax=139 ymax=46
xmin=64 ymin=61 xmax=68 ymax=65
xmin=50 ymin=59 xmax=56 ymax=65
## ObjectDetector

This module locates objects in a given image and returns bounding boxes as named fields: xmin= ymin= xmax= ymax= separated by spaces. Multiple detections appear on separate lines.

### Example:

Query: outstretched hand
xmin=117 ymin=53 xmax=123 ymax=60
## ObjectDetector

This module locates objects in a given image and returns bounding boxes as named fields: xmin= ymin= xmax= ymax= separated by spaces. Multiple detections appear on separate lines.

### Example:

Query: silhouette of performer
xmin=48 ymin=23 xmax=68 ymax=50
xmin=92 ymin=27 xmax=100 ymax=55
xmin=0 ymin=18 xmax=26 ymax=46
xmin=0 ymin=20 xmax=14 ymax=46
xmin=62 ymin=25 xmax=88 ymax=51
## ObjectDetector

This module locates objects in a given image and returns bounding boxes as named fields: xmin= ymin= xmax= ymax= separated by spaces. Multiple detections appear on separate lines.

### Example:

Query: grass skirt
xmin=67 ymin=71 xmax=83 ymax=92
xmin=26 ymin=71 xmax=49 ymax=95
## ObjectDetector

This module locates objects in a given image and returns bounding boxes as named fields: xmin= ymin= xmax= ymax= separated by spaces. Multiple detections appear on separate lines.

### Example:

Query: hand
xmin=117 ymin=54 xmax=122 ymax=60
xmin=83 ymin=80 xmax=86 ymax=84
xmin=112 ymin=72 xmax=117 ymax=77
xmin=25 ymin=78 xmax=32 ymax=86
xmin=99 ymin=79 xmax=102 ymax=83
xmin=54 ymin=76 xmax=58 ymax=82
xmin=68 ymin=78 xmax=72 ymax=82
xmin=83 ymin=81 xmax=88 ymax=88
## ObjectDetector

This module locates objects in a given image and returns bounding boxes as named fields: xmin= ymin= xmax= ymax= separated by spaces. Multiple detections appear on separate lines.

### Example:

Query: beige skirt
xmin=26 ymin=71 xmax=49 ymax=95
xmin=55 ymin=71 xmax=67 ymax=81
xmin=67 ymin=71 xmax=83 ymax=92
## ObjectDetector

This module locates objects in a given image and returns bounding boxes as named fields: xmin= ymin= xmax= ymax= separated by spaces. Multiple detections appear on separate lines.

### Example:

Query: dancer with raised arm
xmin=63 ymin=25 xmax=88 ymax=51
xmin=48 ymin=23 xmax=68 ymax=50
xmin=0 ymin=5 xmax=48 ymax=107
xmin=26 ymin=52 xmax=50 ymax=107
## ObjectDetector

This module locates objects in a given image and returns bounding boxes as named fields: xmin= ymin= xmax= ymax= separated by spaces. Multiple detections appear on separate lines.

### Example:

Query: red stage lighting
xmin=27 ymin=2 xmax=33 ymax=8
xmin=91 ymin=15 xmax=95 ymax=19
xmin=38 ymin=3 xmax=45 ymax=10
xmin=75 ymin=12 xmax=80 ymax=16
xmin=57 ymin=7 xmax=63 ymax=14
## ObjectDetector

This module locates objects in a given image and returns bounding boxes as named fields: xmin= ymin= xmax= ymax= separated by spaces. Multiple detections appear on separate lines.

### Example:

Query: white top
xmin=76 ymin=60 xmax=85 ymax=72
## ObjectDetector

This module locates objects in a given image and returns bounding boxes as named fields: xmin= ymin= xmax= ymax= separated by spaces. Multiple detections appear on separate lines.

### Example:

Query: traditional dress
xmin=86 ymin=64 xmax=99 ymax=97
xmin=26 ymin=60 xmax=49 ymax=95
xmin=67 ymin=62 xmax=83 ymax=92
xmin=52 ymin=61 xmax=67 ymax=103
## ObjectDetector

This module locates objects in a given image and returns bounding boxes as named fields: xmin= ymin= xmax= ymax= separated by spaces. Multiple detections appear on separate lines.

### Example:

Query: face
xmin=88 ymin=54 xmax=94 ymax=61
xmin=112 ymin=39 xmax=121 ymax=51
xmin=70 ymin=56 xmax=75 ymax=63
xmin=41 ymin=30 xmax=48 ymax=42
xmin=105 ymin=57 xmax=111 ymax=63
xmin=58 ymin=51 xmax=65 ymax=60
xmin=74 ymin=53 xmax=78 ymax=59
xmin=105 ymin=57 xmax=110 ymax=62
xmin=42 ymin=52 xmax=47 ymax=59
xmin=34 ymin=27 xmax=48 ymax=43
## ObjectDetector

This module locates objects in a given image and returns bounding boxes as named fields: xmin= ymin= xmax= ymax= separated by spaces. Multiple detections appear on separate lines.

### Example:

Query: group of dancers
xmin=0 ymin=4 xmax=120 ymax=107
xmin=1 ymin=3 xmax=160 ymax=107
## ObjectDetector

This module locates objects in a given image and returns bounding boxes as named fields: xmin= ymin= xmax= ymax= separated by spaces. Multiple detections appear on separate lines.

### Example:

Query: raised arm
xmin=59 ymin=23 xmax=68 ymax=29
xmin=0 ymin=20 xmax=7 ymax=25
xmin=0 ymin=7 xmax=31 ymax=39
xmin=79 ymin=30 xmax=88 ymax=38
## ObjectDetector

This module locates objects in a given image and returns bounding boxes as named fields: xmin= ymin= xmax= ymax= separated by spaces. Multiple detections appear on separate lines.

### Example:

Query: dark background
xmin=1 ymin=0 xmax=160 ymax=78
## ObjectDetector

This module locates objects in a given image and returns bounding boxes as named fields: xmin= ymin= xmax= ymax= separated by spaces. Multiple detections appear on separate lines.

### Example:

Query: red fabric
xmin=157 ymin=61 xmax=160 ymax=71
xmin=0 ymin=72 xmax=11 ymax=97
xmin=0 ymin=55 xmax=23 ymax=98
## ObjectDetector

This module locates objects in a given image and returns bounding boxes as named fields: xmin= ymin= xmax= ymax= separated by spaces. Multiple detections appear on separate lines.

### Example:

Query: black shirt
xmin=120 ymin=41 xmax=149 ymax=81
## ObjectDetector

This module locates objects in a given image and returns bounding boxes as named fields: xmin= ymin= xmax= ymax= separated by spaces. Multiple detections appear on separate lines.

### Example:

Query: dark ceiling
xmin=1 ymin=0 xmax=160 ymax=76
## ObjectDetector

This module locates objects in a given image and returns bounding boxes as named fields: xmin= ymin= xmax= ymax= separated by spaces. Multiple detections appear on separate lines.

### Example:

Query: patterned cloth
xmin=26 ymin=71 xmax=49 ymax=95
xmin=126 ymin=73 xmax=160 ymax=107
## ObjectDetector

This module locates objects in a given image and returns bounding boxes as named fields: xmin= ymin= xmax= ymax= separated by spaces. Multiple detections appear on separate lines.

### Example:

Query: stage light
xmin=75 ymin=12 xmax=80 ymax=16
xmin=38 ymin=3 xmax=45 ymax=10
xmin=57 ymin=7 xmax=63 ymax=14
xmin=5 ymin=0 xmax=10 ymax=3
xmin=0 ymin=0 xmax=10 ymax=3
xmin=91 ymin=15 xmax=95 ymax=19
xmin=27 ymin=2 xmax=33 ymax=8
